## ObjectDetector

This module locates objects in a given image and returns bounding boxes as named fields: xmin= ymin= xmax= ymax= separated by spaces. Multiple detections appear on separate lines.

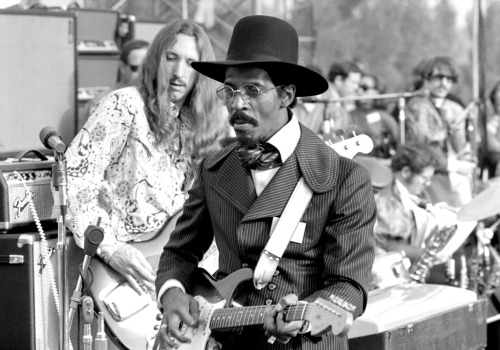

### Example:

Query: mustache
xmin=169 ymin=78 xmax=185 ymax=86
xmin=229 ymin=111 xmax=258 ymax=126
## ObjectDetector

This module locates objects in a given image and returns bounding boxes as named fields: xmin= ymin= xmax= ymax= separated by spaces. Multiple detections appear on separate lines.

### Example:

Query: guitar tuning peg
xmin=329 ymin=295 xmax=355 ymax=312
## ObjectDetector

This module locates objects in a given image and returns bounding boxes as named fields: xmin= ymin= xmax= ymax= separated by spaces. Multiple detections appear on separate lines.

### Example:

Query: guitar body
xmin=89 ymin=228 xmax=253 ymax=350
xmin=88 ymin=211 xmax=182 ymax=350
xmin=176 ymin=297 xmax=227 ymax=350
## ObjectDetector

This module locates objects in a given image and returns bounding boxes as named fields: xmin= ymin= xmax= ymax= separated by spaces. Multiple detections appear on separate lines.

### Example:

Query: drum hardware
xmin=409 ymin=225 xmax=457 ymax=283
xmin=472 ymin=221 xmax=500 ymax=298
xmin=370 ymin=251 xmax=412 ymax=290
xmin=459 ymin=253 xmax=469 ymax=289
xmin=446 ymin=258 xmax=459 ymax=287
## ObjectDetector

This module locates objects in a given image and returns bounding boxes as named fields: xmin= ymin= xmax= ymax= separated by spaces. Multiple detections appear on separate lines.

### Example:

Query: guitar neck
xmin=210 ymin=304 xmax=308 ymax=330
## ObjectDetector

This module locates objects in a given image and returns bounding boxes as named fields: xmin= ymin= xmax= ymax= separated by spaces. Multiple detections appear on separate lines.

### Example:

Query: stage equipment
xmin=68 ymin=222 xmax=104 ymax=330
xmin=134 ymin=19 xmax=166 ymax=43
xmin=299 ymin=91 xmax=421 ymax=145
xmin=70 ymin=8 xmax=120 ymax=54
xmin=348 ymin=283 xmax=487 ymax=350
xmin=0 ymin=151 xmax=55 ymax=232
xmin=0 ymin=10 xmax=77 ymax=159
xmin=409 ymin=225 xmax=457 ymax=283
xmin=0 ymin=234 xmax=119 ymax=350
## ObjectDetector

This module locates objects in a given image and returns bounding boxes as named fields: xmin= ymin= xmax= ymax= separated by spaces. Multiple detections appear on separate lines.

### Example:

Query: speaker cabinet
xmin=134 ymin=20 xmax=165 ymax=43
xmin=0 ymin=233 xmax=119 ymax=350
xmin=77 ymin=55 xmax=120 ymax=90
xmin=0 ymin=10 xmax=77 ymax=159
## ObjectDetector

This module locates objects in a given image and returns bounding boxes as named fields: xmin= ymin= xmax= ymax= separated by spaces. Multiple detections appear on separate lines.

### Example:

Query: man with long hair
xmin=65 ymin=19 xmax=227 ymax=295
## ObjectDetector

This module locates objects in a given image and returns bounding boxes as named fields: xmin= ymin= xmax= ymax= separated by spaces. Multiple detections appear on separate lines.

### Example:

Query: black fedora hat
xmin=191 ymin=15 xmax=328 ymax=97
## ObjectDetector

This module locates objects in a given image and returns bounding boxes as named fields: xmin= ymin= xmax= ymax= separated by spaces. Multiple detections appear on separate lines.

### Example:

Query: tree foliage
xmin=85 ymin=0 xmax=498 ymax=102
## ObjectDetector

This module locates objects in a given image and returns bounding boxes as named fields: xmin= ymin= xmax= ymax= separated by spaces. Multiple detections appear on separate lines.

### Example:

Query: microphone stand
xmin=68 ymin=221 xmax=104 ymax=330
xmin=300 ymin=91 xmax=420 ymax=145
xmin=53 ymin=150 xmax=70 ymax=350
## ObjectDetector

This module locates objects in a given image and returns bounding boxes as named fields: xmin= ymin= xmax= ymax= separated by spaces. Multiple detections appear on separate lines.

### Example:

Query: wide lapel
xmin=212 ymin=150 xmax=257 ymax=215
xmin=242 ymin=152 xmax=301 ymax=223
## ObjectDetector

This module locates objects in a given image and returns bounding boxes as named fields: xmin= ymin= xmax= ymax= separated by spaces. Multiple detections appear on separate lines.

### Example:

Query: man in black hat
xmin=155 ymin=15 xmax=376 ymax=349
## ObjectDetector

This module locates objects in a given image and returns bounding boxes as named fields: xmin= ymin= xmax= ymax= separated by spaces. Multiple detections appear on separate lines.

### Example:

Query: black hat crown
xmin=191 ymin=15 xmax=328 ymax=97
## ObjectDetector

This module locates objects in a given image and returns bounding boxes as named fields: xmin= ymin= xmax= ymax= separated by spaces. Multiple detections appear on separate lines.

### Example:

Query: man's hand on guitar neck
xmin=264 ymin=294 xmax=305 ymax=344
xmin=109 ymin=244 xmax=156 ymax=295
xmin=156 ymin=287 xmax=199 ymax=349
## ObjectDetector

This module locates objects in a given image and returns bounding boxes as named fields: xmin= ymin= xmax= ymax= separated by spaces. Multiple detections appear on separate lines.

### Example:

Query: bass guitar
xmin=88 ymin=133 xmax=373 ymax=349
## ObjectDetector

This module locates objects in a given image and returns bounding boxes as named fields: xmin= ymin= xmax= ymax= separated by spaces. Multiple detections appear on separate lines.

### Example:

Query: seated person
xmin=374 ymin=143 xmax=456 ymax=263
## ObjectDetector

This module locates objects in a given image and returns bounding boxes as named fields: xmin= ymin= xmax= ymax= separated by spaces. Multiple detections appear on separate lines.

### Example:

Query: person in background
xmin=294 ymin=64 xmax=330 ymax=134
xmin=116 ymin=39 xmax=149 ymax=88
xmin=485 ymin=81 xmax=500 ymax=178
xmin=155 ymin=15 xmax=376 ymax=350
xmin=65 ymin=19 xmax=227 ymax=296
xmin=350 ymin=73 xmax=399 ymax=158
xmin=405 ymin=56 xmax=476 ymax=208
xmin=79 ymin=39 xmax=150 ymax=130
xmin=323 ymin=60 xmax=363 ymax=134
xmin=374 ymin=143 xmax=456 ymax=263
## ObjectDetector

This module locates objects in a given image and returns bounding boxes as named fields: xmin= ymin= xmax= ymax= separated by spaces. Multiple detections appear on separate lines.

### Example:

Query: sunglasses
xmin=128 ymin=64 xmax=140 ymax=72
xmin=429 ymin=74 xmax=457 ymax=83
xmin=359 ymin=84 xmax=375 ymax=92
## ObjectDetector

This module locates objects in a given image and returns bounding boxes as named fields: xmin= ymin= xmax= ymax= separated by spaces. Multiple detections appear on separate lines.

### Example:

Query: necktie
xmin=237 ymin=143 xmax=283 ymax=170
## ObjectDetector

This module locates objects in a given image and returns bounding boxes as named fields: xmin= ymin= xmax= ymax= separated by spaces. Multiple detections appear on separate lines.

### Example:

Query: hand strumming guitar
xmin=156 ymin=287 xmax=199 ymax=349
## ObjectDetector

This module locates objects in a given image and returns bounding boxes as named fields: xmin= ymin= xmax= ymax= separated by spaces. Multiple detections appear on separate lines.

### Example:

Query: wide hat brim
xmin=192 ymin=61 xmax=328 ymax=97
xmin=191 ymin=15 xmax=329 ymax=97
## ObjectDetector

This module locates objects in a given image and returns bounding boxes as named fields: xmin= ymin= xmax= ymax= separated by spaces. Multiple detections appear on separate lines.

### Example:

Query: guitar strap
xmin=253 ymin=177 xmax=313 ymax=289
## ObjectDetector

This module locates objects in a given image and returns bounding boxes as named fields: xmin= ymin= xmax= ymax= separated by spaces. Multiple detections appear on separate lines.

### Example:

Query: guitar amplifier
xmin=0 ymin=233 xmax=120 ymax=350
xmin=0 ymin=155 xmax=56 ymax=232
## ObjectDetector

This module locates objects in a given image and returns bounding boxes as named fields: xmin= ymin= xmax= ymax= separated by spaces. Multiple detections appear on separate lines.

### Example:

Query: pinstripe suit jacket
xmin=156 ymin=124 xmax=376 ymax=349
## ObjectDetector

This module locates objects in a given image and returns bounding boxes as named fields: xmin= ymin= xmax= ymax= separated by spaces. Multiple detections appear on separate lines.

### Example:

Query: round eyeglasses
xmin=216 ymin=84 xmax=283 ymax=102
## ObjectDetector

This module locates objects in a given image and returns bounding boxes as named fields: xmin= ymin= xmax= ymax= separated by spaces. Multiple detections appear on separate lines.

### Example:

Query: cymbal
xmin=458 ymin=181 xmax=500 ymax=221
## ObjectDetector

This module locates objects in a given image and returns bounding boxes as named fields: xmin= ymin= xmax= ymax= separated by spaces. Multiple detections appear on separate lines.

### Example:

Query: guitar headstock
xmin=326 ymin=133 xmax=374 ymax=160
xmin=305 ymin=296 xmax=354 ymax=337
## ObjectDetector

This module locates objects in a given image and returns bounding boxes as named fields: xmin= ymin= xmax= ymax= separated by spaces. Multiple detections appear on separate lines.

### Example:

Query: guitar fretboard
xmin=209 ymin=304 xmax=309 ymax=330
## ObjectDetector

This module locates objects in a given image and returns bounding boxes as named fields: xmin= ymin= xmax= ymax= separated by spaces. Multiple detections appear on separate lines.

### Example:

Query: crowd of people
xmin=61 ymin=12 xmax=500 ymax=350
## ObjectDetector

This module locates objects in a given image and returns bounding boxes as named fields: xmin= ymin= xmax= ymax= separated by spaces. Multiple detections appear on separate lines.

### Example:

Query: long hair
xmin=137 ymin=19 xmax=225 ymax=159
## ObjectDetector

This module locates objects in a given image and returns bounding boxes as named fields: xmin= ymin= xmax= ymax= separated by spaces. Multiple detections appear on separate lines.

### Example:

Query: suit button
xmin=268 ymin=283 xmax=277 ymax=291
xmin=242 ymin=263 xmax=249 ymax=268
xmin=273 ymin=270 xmax=279 ymax=276
xmin=265 ymin=299 xmax=273 ymax=305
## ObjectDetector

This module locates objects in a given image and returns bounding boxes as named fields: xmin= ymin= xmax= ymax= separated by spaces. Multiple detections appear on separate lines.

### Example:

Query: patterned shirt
xmin=66 ymin=87 xmax=195 ymax=262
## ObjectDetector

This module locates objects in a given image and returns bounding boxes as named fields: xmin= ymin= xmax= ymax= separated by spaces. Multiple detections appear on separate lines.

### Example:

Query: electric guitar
xmin=151 ymin=268 xmax=354 ymax=350
xmin=88 ymin=133 xmax=373 ymax=349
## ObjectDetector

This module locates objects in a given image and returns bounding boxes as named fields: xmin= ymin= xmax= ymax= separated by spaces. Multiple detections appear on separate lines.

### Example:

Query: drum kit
xmin=371 ymin=178 xmax=500 ymax=297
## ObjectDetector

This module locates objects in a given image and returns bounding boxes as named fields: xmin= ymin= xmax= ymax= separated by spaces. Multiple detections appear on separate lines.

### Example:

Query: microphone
xmin=39 ymin=126 xmax=66 ymax=153
xmin=68 ymin=221 xmax=104 ymax=330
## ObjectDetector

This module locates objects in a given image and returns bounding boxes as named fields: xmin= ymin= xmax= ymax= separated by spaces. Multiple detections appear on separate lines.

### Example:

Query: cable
xmin=13 ymin=170 xmax=74 ymax=350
